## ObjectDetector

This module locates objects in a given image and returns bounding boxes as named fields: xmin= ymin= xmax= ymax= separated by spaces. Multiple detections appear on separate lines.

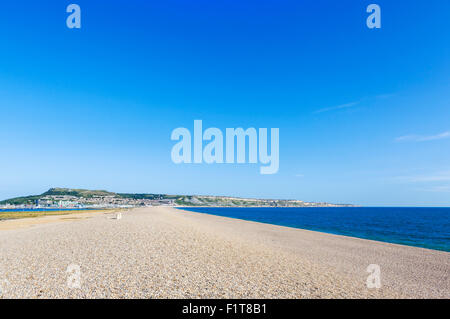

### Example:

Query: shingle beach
xmin=0 ymin=207 xmax=448 ymax=298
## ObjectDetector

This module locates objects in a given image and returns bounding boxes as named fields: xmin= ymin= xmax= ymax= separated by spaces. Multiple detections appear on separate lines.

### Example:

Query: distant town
xmin=0 ymin=188 xmax=355 ymax=210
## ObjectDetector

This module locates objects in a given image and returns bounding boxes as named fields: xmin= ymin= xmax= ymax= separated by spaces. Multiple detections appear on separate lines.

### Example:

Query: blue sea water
xmin=179 ymin=207 xmax=450 ymax=252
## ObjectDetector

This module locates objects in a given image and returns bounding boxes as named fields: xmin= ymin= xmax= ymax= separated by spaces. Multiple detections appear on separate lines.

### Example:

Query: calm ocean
xmin=179 ymin=207 xmax=450 ymax=252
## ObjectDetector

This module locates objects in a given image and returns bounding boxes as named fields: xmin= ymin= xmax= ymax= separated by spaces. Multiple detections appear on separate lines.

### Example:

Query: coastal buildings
xmin=0 ymin=188 xmax=352 ymax=210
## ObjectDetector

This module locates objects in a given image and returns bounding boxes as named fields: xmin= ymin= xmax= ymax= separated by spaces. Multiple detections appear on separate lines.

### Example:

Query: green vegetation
xmin=118 ymin=193 xmax=163 ymax=200
xmin=0 ymin=195 xmax=41 ymax=205
xmin=42 ymin=188 xmax=115 ymax=198
xmin=0 ymin=209 xmax=105 ymax=220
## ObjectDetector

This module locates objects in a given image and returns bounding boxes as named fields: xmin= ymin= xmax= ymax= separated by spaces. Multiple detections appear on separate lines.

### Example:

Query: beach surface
xmin=0 ymin=207 xmax=448 ymax=298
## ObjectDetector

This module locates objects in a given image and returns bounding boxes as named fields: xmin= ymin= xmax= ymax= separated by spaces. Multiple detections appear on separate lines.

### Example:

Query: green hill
xmin=0 ymin=188 xmax=168 ymax=205
xmin=42 ymin=188 xmax=116 ymax=198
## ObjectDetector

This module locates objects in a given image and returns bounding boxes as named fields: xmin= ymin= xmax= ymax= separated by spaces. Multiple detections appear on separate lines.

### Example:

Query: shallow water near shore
xmin=179 ymin=207 xmax=450 ymax=252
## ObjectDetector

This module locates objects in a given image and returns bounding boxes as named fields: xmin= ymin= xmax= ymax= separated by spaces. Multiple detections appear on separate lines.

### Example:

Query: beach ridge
xmin=0 ymin=207 xmax=448 ymax=298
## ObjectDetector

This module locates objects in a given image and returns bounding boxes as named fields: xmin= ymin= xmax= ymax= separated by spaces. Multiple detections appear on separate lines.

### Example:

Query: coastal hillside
xmin=0 ymin=188 xmax=354 ymax=208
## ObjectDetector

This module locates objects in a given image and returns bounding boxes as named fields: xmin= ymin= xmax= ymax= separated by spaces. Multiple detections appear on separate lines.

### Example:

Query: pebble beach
xmin=0 ymin=207 xmax=448 ymax=298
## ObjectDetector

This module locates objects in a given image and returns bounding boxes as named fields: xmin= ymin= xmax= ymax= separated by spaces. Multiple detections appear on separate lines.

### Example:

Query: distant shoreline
xmin=0 ymin=187 xmax=355 ymax=209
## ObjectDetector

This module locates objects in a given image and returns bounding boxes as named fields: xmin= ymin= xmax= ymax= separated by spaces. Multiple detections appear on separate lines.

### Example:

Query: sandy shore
xmin=0 ymin=210 xmax=109 ymax=231
xmin=0 ymin=207 xmax=448 ymax=298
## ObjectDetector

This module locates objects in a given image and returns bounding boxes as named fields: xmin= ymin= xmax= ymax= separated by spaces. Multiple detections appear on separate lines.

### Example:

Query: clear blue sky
xmin=0 ymin=1 xmax=449 ymax=206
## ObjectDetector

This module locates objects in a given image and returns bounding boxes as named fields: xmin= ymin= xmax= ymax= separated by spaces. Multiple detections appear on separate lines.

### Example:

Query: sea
xmin=179 ymin=207 xmax=450 ymax=252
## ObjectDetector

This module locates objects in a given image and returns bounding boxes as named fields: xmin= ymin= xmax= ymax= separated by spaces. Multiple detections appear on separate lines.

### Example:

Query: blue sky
xmin=0 ymin=0 xmax=449 ymax=206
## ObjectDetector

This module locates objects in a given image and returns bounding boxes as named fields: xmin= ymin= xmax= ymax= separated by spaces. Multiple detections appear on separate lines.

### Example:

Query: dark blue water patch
xmin=178 ymin=207 xmax=450 ymax=252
